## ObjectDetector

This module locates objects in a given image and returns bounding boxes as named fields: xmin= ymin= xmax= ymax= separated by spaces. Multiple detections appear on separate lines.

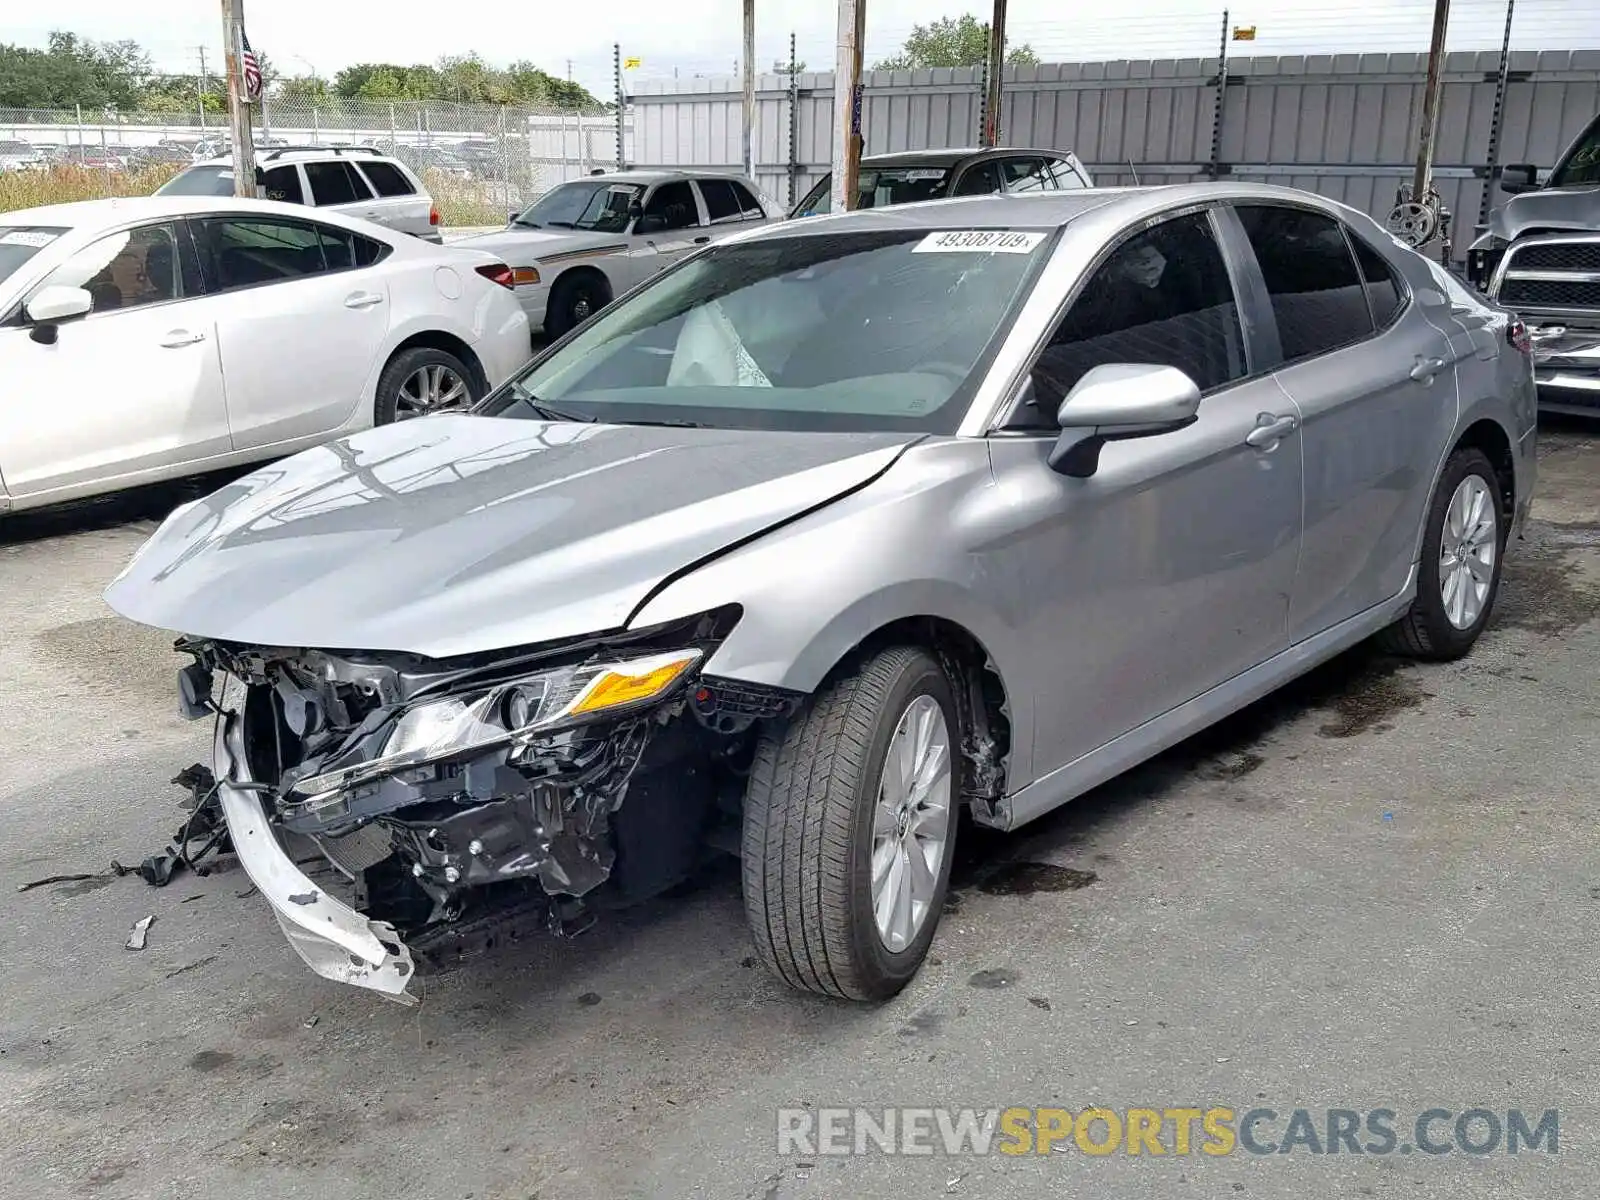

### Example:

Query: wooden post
xmin=983 ymin=0 xmax=1008 ymax=146
xmin=742 ymin=0 xmax=756 ymax=181
xmin=221 ymin=0 xmax=257 ymax=197
xmin=830 ymin=0 xmax=866 ymax=211
xmin=1412 ymin=0 xmax=1453 ymax=203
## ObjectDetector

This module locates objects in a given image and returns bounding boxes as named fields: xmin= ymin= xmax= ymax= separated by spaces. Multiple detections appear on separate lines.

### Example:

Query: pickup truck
xmin=1468 ymin=111 xmax=1600 ymax=415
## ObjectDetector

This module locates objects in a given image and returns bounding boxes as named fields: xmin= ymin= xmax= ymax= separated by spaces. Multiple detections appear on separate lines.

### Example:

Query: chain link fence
xmin=0 ymin=97 xmax=619 ymax=225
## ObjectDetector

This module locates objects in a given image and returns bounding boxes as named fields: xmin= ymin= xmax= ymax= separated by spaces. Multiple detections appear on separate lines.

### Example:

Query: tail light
xmin=475 ymin=263 xmax=515 ymax=289
xmin=429 ymin=202 xmax=441 ymax=227
xmin=1508 ymin=319 xmax=1533 ymax=355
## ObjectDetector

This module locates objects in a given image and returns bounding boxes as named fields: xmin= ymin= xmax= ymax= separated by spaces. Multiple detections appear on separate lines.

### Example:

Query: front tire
xmin=544 ymin=271 xmax=611 ymax=338
xmin=1379 ymin=446 xmax=1505 ymax=660
xmin=742 ymin=646 xmax=959 ymax=1001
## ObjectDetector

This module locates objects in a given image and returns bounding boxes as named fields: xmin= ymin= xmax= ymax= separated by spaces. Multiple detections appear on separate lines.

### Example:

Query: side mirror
xmin=1500 ymin=163 xmax=1539 ymax=194
xmin=25 ymin=285 xmax=93 ymax=345
xmin=628 ymin=201 xmax=645 ymax=220
xmin=507 ymin=209 xmax=520 ymax=226
xmin=1047 ymin=363 xmax=1201 ymax=477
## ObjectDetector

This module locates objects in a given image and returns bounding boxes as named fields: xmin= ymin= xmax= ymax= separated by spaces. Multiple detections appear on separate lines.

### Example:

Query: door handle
xmin=344 ymin=292 xmax=384 ymax=310
xmin=1245 ymin=413 xmax=1298 ymax=448
xmin=159 ymin=330 xmax=206 ymax=348
xmin=1409 ymin=356 xmax=1446 ymax=382
xmin=693 ymin=236 xmax=711 ymax=244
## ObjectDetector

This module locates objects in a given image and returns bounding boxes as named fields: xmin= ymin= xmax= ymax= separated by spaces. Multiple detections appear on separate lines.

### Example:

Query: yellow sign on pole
xmin=624 ymin=56 xmax=642 ymax=69
xmin=1231 ymin=25 xmax=1258 ymax=41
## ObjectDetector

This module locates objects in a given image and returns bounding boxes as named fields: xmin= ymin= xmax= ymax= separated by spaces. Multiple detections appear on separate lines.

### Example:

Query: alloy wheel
xmin=1439 ymin=473 xmax=1498 ymax=630
xmin=870 ymin=694 xmax=953 ymax=953
xmin=395 ymin=364 xmax=470 ymax=419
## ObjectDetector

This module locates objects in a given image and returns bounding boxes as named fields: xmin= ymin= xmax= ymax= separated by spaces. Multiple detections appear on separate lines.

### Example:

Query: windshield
xmin=791 ymin=166 xmax=953 ymax=217
xmin=0 ymin=226 xmax=67 ymax=287
xmin=481 ymin=226 xmax=1052 ymax=434
xmin=1549 ymin=115 xmax=1600 ymax=188
xmin=512 ymin=180 xmax=646 ymax=231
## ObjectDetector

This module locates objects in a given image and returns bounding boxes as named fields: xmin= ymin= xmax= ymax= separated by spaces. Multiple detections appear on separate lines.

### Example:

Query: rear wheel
xmin=374 ymin=347 xmax=478 ymax=425
xmin=742 ymin=646 xmax=959 ymax=1001
xmin=1379 ymin=446 xmax=1505 ymax=660
xmin=544 ymin=271 xmax=611 ymax=338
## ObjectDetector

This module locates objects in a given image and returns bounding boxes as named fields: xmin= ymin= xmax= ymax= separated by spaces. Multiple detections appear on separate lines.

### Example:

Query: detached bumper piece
xmin=1529 ymin=325 xmax=1600 ymax=412
xmin=215 ymin=714 xmax=419 ymax=1004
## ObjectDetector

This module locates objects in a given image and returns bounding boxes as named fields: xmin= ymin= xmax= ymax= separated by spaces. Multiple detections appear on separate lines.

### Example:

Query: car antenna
xmin=1128 ymin=158 xmax=1141 ymax=185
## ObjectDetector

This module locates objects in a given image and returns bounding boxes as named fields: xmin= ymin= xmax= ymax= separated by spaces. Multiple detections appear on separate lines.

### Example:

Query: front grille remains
xmin=1498 ymin=238 xmax=1600 ymax=311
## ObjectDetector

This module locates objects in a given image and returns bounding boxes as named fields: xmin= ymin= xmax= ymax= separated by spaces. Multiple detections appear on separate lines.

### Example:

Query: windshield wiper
xmin=543 ymin=220 xmax=579 ymax=229
xmin=508 ymin=383 xmax=597 ymax=423
xmin=510 ymin=217 xmax=539 ymax=228
xmin=618 ymin=418 xmax=710 ymax=429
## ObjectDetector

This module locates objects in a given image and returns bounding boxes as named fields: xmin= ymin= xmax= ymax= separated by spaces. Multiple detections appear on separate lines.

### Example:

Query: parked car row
xmin=77 ymin=169 xmax=1535 ymax=1005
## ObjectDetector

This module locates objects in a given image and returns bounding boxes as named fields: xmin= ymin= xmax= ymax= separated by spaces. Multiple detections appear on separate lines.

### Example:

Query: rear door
xmin=353 ymin=159 xmax=432 ymax=237
xmin=189 ymin=213 xmax=393 ymax=448
xmin=0 ymin=220 xmax=232 ymax=500
xmin=1227 ymin=203 xmax=1462 ymax=640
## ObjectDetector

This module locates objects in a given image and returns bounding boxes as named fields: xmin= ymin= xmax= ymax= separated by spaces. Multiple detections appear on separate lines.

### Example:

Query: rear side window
xmin=1236 ymin=205 xmax=1375 ymax=362
xmin=319 ymin=225 xmax=390 ymax=268
xmin=359 ymin=161 xmax=417 ymax=198
xmin=192 ymin=217 xmax=331 ymax=290
xmin=260 ymin=165 xmax=304 ymax=205
xmin=304 ymin=161 xmax=371 ymax=206
xmin=1001 ymin=158 xmax=1055 ymax=193
xmin=698 ymin=179 xmax=746 ymax=224
xmin=1349 ymin=235 xmax=1405 ymax=329
xmin=1046 ymin=159 xmax=1086 ymax=190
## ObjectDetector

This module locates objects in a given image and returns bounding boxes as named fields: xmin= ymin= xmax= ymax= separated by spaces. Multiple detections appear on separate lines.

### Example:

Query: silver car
xmin=106 ymin=184 xmax=1537 ymax=1004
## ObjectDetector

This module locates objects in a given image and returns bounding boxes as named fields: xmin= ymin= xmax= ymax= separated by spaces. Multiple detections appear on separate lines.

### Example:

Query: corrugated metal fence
xmin=629 ymin=48 xmax=1600 ymax=254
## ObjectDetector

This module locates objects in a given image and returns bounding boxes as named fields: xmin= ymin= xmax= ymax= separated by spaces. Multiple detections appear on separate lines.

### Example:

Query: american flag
xmin=240 ymin=30 xmax=262 ymax=103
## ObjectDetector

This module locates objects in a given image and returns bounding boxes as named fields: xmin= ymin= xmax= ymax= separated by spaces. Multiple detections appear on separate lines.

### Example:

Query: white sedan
xmin=0 ymin=195 xmax=531 ymax=514
xmin=456 ymin=170 xmax=782 ymax=335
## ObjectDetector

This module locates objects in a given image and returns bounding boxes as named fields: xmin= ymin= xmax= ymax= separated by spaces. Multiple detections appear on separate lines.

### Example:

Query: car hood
xmin=104 ymin=415 xmax=919 ymax=659
xmin=1488 ymin=185 xmax=1600 ymax=241
xmin=453 ymin=227 xmax=630 ymax=263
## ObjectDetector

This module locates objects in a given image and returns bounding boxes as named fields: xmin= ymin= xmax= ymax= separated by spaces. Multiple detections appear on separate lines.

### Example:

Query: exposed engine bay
xmin=183 ymin=606 xmax=803 ymax=1002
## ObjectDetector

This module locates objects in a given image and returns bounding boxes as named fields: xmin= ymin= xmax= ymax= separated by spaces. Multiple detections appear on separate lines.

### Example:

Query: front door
xmin=0 ymin=220 xmax=231 ymax=502
xmin=1228 ymin=203 xmax=1462 ymax=641
xmin=985 ymin=209 xmax=1304 ymax=782
xmin=188 ymin=214 xmax=391 ymax=449
xmin=614 ymin=180 xmax=706 ymax=293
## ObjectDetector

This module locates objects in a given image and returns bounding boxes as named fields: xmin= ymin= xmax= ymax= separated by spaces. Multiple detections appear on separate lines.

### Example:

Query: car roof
xmin=575 ymin=168 xmax=759 ymax=186
xmin=860 ymin=146 xmax=1076 ymax=169
xmin=0 ymin=194 xmax=387 ymax=228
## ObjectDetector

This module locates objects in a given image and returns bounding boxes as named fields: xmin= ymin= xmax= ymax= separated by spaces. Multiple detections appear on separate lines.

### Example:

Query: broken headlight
xmin=288 ymin=648 xmax=702 ymax=803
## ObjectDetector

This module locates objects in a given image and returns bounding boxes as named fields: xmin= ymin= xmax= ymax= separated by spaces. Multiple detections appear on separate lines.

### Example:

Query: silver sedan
xmin=106 ymin=183 xmax=1537 ymax=1004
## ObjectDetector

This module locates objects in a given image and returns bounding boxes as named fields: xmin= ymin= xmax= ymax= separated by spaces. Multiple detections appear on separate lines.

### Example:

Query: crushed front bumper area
xmin=215 ymin=713 xmax=419 ymax=1003
xmin=1528 ymin=324 xmax=1600 ymax=413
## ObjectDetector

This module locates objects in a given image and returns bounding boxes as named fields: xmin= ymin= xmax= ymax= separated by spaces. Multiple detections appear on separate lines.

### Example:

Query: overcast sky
xmin=1 ymin=0 xmax=1589 ymax=99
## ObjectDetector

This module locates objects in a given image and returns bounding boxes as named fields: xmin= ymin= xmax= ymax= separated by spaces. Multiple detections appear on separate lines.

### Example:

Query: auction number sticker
xmin=914 ymin=230 xmax=1045 ymax=254
xmin=0 ymin=229 xmax=61 ymax=248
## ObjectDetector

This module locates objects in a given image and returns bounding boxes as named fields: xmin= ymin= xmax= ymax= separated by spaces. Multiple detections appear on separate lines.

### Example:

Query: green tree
xmin=334 ymin=55 xmax=600 ymax=108
xmin=873 ymin=14 xmax=1039 ymax=71
xmin=0 ymin=31 xmax=153 ymax=108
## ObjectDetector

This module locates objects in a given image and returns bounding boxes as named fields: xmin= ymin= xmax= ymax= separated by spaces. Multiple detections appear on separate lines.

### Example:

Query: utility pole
xmin=982 ymin=0 xmax=1008 ymax=147
xmin=830 ymin=0 xmax=866 ymax=211
xmin=221 ymin=0 xmax=257 ymax=197
xmin=197 ymin=45 xmax=209 ymax=131
xmin=742 ymin=0 xmax=756 ymax=182
xmin=1412 ymin=0 xmax=1452 ymax=204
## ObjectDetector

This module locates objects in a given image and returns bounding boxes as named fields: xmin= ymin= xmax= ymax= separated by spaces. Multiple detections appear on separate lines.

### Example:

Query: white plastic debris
xmin=125 ymin=914 xmax=156 ymax=951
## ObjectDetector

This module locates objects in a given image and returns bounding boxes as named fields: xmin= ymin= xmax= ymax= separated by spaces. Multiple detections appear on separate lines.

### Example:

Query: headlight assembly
xmin=288 ymin=649 xmax=702 ymax=803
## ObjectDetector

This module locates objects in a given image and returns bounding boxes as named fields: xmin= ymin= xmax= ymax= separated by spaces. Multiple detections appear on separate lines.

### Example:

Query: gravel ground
xmin=1 ymin=421 xmax=1597 ymax=1200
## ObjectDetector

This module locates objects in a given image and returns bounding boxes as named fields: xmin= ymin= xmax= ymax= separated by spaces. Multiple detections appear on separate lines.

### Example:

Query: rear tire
xmin=742 ymin=646 xmax=959 ymax=1001
xmin=1378 ymin=446 xmax=1505 ymax=660
xmin=374 ymin=346 xmax=479 ymax=425
xmin=544 ymin=271 xmax=611 ymax=338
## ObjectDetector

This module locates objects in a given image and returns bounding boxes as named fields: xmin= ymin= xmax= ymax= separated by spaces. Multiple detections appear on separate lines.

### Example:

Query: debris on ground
xmin=125 ymin=915 xmax=156 ymax=951
xmin=126 ymin=764 xmax=234 ymax=889
xmin=16 ymin=873 xmax=100 ymax=893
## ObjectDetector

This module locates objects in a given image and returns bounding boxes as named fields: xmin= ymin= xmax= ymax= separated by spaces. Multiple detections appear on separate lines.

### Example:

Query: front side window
xmin=304 ymin=161 xmax=370 ymax=206
xmin=37 ymin=222 xmax=186 ymax=314
xmin=1028 ymin=211 xmax=1245 ymax=418
xmin=1550 ymin=115 xmax=1600 ymax=188
xmin=512 ymin=180 xmax=644 ymax=233
xmin=1001 ymin=158 xmax=1055 ymax=193
xmin=639 ymin=181 xmax=700 ymax=233
xmin=483 ymin=227 xmax=1052 ymax=434
xmin=192 ymin=218 xmax=334 ymax=290
xmin=1237 ymin=204 xmax=1375 ymax=362
xmin=953 ymin=162 xmax=1005 ymax=196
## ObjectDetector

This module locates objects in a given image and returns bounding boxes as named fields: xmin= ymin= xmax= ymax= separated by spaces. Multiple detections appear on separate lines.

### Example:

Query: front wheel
xmin=1379 ymin=446 xmax=1506 ymax=660
xmin=742 ymin=646 xmax=959 ymax=1001
xmin=544 ymin=272 xmax=611 ymax=338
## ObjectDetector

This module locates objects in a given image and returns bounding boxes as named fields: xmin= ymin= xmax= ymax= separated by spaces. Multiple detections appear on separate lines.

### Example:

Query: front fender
xmin=626 ymin=439 xmax=1039 ymax=784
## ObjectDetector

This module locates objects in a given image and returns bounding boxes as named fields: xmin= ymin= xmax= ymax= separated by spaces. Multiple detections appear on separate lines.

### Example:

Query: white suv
xmin=158 ymin=146 xmax=442 ymax=243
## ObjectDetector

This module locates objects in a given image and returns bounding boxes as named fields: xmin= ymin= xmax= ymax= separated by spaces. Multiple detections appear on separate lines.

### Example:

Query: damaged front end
xmin=192 ymin=607 xmax=799 ymax=1002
